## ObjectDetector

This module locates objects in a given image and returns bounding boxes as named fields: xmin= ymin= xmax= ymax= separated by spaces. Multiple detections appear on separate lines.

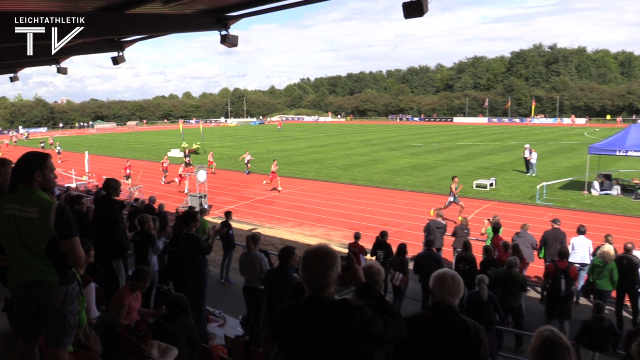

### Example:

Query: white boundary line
xmin=468 ymin=202 xmax=497 ymax=220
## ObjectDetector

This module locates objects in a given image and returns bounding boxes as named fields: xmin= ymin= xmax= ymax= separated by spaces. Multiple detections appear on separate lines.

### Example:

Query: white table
xmin=474 ymin=179 xmax=496 ymax=190
xmin=167 ymin=148 xmax=184 ymax=157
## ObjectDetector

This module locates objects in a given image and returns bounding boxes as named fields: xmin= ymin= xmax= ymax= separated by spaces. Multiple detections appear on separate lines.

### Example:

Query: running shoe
xmin=430 ymin=209 xmax=434 ymax=216
xmin=458 ymin=216 xmax=462 ymax=221
xmin=263 ymin=181 xmax=267 ymax=184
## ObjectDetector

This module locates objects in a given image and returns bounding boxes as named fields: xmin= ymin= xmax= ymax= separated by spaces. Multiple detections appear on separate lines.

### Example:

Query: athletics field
xmin=19 ymin=122 xmax=640 ymax=216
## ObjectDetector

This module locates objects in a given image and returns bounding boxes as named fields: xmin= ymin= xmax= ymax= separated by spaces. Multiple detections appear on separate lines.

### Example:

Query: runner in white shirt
xmin=528 ymin=148 xmax=538 ymax=176
xmin=568 ymin=225 xmax=593 ymax=305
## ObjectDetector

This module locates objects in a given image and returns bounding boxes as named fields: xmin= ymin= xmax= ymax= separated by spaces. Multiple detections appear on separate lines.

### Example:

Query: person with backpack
xmin=541 ymin=246 xmax=577 ymax=335
xmin=587 ymin=243 xmax=618 ymax=305
xmin=465 ymin=274 xmax=503 ymax=360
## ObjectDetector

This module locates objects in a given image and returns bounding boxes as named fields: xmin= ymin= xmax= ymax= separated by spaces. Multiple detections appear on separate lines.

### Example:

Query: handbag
xmin=580 ymin=279 xmax=595 ymax=299
xmin=74 ymin=325 xmax=102 ymax=356
xmin=390 ymin=270 xmax=407 ymax=287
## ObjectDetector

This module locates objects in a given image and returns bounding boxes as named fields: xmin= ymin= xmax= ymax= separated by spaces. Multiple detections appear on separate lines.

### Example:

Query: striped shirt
xmin=568 ymin=235 xmax=593 ymax=264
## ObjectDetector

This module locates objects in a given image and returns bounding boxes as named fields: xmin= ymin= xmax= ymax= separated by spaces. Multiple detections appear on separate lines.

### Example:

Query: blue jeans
xmin=572 ymin=263 xmax=590 ymax=302
xmin=220 ymin=250 xmax=234 ymax=280
xmin=599 ymin=190 xmax=616 ymax=195
xmin=529 ymin=163 xmax=537 ymax=175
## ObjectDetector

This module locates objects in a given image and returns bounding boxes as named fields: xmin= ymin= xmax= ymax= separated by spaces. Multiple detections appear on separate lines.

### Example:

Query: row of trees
xmin=1 ymin=43 xmax=639 ymax=129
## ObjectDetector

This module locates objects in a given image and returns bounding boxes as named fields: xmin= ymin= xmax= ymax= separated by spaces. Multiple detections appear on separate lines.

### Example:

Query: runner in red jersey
xmin=263 ymin=159 xmax=282 ymax=192
xmin=208 ymin=151 xmax=216 ymax=174
xmin=11 ymin=135 xmax=17 ymax=148
xmin=161 ymin=155 xmax=170 ymax=184
xmin=48 ymin=136 xmax=54 ymax=150
xmin=175 ymin=163 xmax=188 ymax=193
xmin=3 ymin=138 xmax=8 ymax=150
xmin=277 ymin=120 xmax=282 ymax=131
xmin=122 ymin=160 xmax=132 ymax=185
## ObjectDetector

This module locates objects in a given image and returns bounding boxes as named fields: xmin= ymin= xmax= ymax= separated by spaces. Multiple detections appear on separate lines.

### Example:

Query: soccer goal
xmin=126 ymin=121 xmax=139 ymax=131
xmin=94 ymin=122 xmax=118 ymax=132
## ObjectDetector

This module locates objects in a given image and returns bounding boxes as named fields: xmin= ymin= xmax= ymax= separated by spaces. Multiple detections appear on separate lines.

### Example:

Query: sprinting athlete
xmin=11 ymin=135 xmax=17 ymax=148
xmin=263 ymin=159 xmax=282 ymax=192
xmin=184 ymin=149 xmax=192 ymax=168
xmin=122 ymin=160 xmax=132 ymax=185
xmin=161 ymin=155 xmax=170 ymax=184
xmin=431 ymin=176 xmax=466 ymax=221
xmin=48 ymin=136 xmax=54 ymax=150
xmin=3 ymin=137 xmax=9 ymax=150
xmin=55 ymin=142 xmax=62 ymax=163
xmin=277 ymin=120 xmax=282 ymax=131
xmin=208 ymin=151 xmax=216 ymax=174
xmin=39 ymin=139 xmax=45 ymax=151
xmin=239 ymin=151 xmax=253 ymax=175
xmin=617 ymin=116 xmax=623 ymax=127
xmin=174 ymin=163 xmax=188 ymax=193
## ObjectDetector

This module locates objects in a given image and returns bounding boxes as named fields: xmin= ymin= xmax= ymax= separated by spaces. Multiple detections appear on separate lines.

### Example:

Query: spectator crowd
xmin=3 ymin=151 xmax=640 ymax=360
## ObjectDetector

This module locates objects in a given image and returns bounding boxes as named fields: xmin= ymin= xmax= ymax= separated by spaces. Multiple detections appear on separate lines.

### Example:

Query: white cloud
xmin=1 ymin=0 xmax=639 ymax=102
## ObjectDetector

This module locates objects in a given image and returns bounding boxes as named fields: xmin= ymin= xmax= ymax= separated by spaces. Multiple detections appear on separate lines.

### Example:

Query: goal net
xmin=94 ymin=122 xmax=118 ymax=132
xmin=126 ymin=121 xmax=139 ymax=131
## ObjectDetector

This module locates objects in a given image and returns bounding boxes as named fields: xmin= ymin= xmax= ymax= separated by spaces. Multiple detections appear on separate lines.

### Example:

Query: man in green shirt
xmin=0 ymin=151 xmax=85 ymax=360
xmin=481 ymin=215 xmax=503 ymax=246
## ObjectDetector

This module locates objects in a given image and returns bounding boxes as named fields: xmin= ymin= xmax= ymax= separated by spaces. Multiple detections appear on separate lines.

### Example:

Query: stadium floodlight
xmin=111 ymin=52 xmax=126 ymax=66
xmin=9 ymin=73 xmax=19 ymax=83
xmin=56 ymin=64 xmax=68 ymax=75
xmin=220 ymin=31 xmax=238 ymax=48
xmin=161 ymin=0 xmax=191 ymax=6
xmin=402 ymin=0 xmax=429 ymax=19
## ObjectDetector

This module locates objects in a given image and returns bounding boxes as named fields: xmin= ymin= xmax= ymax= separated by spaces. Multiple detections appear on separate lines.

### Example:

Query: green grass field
xmin=25 ymin=123 xmax=640 ymax=216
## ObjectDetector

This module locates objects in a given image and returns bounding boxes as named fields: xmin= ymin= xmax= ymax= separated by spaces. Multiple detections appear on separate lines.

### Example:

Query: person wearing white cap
xmin=523 ymin=144 xmax=531 ymax=174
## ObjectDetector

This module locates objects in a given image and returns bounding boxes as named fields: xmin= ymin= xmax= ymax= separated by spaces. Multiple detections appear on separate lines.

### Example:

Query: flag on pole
xmin=504 ymin=99 xmax=511 ymax=109
xmin=531 ymin=99 xmax=536 ymax=117
xmin=483 ymin=98 xmax=489 ymax=108
xmin=179 ymin=119 xmax=184 ymax=141
xmin=199 ymin=118 xmax=203 ymax=133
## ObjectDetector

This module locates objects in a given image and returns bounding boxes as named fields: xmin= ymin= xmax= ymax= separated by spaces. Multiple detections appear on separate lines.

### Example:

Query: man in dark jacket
xmin=263 ymin=246 xmax=301 ymax=323
xmin=538 ymin=218 xmax=567 ymax=263
xmin=491 ymin=257 xmax=528 ymax=352
xmin=413 ymin=239 xmax=444 ymax=310
xmin=395 ymin=269 xmax=489 ymax=360
xmin=157 ymin=203 xmax=170 ymax=233
xmin=273 ymin=245 xmax=405 ymax=360
xmin=424 ymin=211 xmax=447 ymax=253
xmin=142 ymin=195 xmax=157 ymax=216
xmin=125 ymin=197 xmax=142 ymax=233
xmin=615 ymin=242 xmax=640 ymax=332
xmin=575 ymin=300 xmax=620 ymax=354
xmin=512 ymin=223 xmax=537 ymax=273
xmin=92 ymin=178 xmax=131 ymax=307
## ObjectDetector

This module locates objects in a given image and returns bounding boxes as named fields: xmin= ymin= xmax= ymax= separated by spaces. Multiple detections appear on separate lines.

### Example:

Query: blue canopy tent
xmin=585 ymin=124 xmax=640 ymax=192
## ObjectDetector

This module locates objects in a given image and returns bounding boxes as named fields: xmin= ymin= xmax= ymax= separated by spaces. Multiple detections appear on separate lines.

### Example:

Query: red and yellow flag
xmin=504 ymin=100 xmax=511 ymax=109
xmin=531 ymin=99 xmax=536 ymax=117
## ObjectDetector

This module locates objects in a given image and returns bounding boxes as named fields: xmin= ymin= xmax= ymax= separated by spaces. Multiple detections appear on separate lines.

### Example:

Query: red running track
xmin=2 ymin=140 xmax=638 ymax=282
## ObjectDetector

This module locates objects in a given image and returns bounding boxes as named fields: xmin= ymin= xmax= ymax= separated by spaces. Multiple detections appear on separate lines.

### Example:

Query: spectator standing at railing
xmin=0 ymin=151 xmax=85 ymax=360
xmin=538 ymin=218 xmax=567 ymax=264
xmin=587 ymin=244 xmax=618 ymax=305
xmin=568 ymin=225 xmax=593 ymax=305
xmin=491 ymin=257 xmax=528 ymax=353
xmin=413 ymin=239 xmax=444 ymax=310
xmin=512 ymin=224 xmax=537 ymax=274
xmin=68 ymin=194 xmax=93 ymax=239
xmin=454 ymin=240 xmax=478 ymax=292
xmin=451 ymin=217 xmax=470 ymax=267
xmin=157 ymin=203 xmax=169 ymax=233
xmin=541 ymin=246 xmax=577 ymax=336
xmin=479 ymin=245 xmax=500 ymax=278
xmin=481 ymin=215 xmax=502 ymax=247
xmin=464 ymin=274 xmax=503 ymax=360
xmin=348 ymin=231 xmax=368 ymax=266
xmin=489 ymin=223 xmax=505 ymax=257
xmin=615 ymin=242 xmax=640 ymax=333
xmin=143 ymin=195 xmax=157 ymax=216
xmin=214 ymin=210 xmax=236 ymax=284
xmin=263 ymin=245 xmax=301 ymax=325
xmin=574 ymin=300 xmax=621 ymax=358
xmin=423 ymin=211 xmax=447 ymax=254
xmin=126 ymin=197 xmax=142 ymax=233
xmin=371 ymin=230 xmax=394 ymax=295
xmin=390 ymin=243 xmax=410 ymax=311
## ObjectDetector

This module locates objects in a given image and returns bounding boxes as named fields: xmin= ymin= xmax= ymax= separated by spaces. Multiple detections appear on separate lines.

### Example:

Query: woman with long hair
xmin=479 ymin=245 xmax=500 ymax=277
xmin=587 ymin=243 xmax=618 ymax=305
xmin=371 ymin=230 xmax=394 ymax=296
xmin=239 ymin=232 xmax=270 ymax=347
xmin=151 ymin=294 xmax=202 ymax=360
xmin=454 ymin=240 xmax=478 ymax=291
xmin=464 ymin=274 xmax=503 ymax=360
xmin=389 ymin=243 xmax=409 ymax=311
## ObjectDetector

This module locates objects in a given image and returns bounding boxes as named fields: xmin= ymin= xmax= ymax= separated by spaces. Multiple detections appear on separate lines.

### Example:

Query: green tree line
xmin=1 ymin=43 xmax=639 ymax=129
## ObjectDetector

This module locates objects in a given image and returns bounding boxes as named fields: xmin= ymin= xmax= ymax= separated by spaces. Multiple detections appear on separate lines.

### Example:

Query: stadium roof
xmin=588 ymin=124 xmax=640 ymax=156
xmin=0 ymin=0 xmax=327 ymax=76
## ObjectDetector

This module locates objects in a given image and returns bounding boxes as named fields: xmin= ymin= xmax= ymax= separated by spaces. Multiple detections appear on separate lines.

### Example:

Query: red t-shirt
xmin=543 ymin=260 xmax=578 ymax=281
xmin=496 ymin=251 xmax=511 ymax=267
xmin=110 ymin=283 xmax=141 ymax=326
xmin=48 ymin=137 xmax=54 ymax=144
xmin=161 ymin=160 xmax=169 ymax=170
xmin=208 ymin=154 xmax=213 ymax=162
xmin=491 ymin=234 xmax=505 ymax=256
xmin=348 ymin=241 xmax=368 ymax=266
xmin=124 ymin=165 xmax=132 ymax=175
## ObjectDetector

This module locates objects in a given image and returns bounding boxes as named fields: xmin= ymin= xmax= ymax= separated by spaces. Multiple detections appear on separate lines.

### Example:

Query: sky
xmin=2 ymin=0 xmax=640 ymax=102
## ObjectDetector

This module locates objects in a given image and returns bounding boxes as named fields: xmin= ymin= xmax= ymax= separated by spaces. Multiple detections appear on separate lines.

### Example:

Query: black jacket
xmin=575 ymin=315 xmax=620 ymax=353
xmin=151 ymin=315 xmax=201 ymax=360
xmin=394 ymin=302 xmax=489 ymax=360
xmin=263 ymin=264 xmax=300 ymax=322
xmin=142 ymin=203 xmax=157 ymax=217
xmin=424 ymin=219 xmax=447 ymax=249
xmin=157 ymin=210 xmax=170 ymax=233
xmin=538 ymin=227 xmax=567 ymax=261
xmin=451 ymin=224 xmax=470 ymax=250
xmin=615 ymin=253 xmax=640 ymax=290
xmin=454 ymin=254 xmax=478 ymax=291
xmin=413 ymin=249 xmax=444 ymax=286
xmin=132 ymin=229 xmax=157 ymax=268
xmin=371 ymin=240 xmax=394 ymax=269
xmin=92 ymin=194 xmax=130 ymax=261
xmin=274 ymin=282 xmax=406 ymax=360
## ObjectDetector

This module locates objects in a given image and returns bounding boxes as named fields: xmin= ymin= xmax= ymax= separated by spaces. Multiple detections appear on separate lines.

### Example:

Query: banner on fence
xmin=453 ymin=117 xmax=488 ymax=123
xmin=411 ymin=117 xmax=454 ymax=122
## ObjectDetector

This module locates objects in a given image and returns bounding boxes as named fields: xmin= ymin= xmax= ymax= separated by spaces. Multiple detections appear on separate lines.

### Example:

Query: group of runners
xmin=35 ymin=136 xmax=62 ymax=163
xmin=117 ymin=150 xmax=283 ymax=195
